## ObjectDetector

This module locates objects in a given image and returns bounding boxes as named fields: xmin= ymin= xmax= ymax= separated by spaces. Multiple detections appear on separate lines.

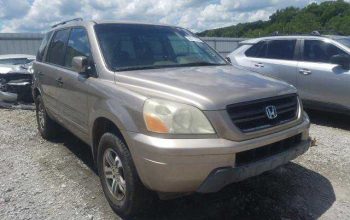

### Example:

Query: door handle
xmin=56 ymin=77 xmax=64 ymax=86
xmin=254 ymin=63 xmax=264 ymax=68
xmin=299 ymin=69 xmax=312 ymax=75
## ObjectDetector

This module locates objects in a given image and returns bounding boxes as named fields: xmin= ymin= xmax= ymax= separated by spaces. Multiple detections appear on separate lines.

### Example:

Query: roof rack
xmin=315 ymin=29 xmax=344 ymax=36
xmin=269 ymin=30 xmax=344 ymax=37
xmin=51 ymin=18 xmax=83 ymax=28
xmin=271 ymin=31 xmax=279 ymax=36
xmin=310 ymin=30 xmax=321 ymax=36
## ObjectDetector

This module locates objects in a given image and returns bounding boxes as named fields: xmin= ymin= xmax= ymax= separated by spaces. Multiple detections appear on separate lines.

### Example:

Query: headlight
xmin=143 ymin=99 xmax=215 ymax=134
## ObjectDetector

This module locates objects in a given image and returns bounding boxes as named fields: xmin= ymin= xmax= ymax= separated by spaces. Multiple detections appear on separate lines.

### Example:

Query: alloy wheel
xmin=103 ymin=148 xmax=127 ymax=201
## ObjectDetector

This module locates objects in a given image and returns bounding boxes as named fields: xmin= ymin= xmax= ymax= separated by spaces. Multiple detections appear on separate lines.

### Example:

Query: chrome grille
xmin=227 ymin=94 xmax=299 ymax=133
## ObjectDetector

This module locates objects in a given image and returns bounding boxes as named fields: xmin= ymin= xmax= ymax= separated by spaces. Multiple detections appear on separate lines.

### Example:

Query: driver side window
xmin=64 ymin=28 xmax=92 ymax=68
xmin=303 ymin=40 xmax=348 ymax=63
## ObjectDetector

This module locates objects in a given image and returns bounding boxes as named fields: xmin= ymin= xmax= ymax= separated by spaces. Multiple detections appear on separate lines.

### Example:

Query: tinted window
xmin=303 ymin=40 xmax=348 ymax=63
xmin=266 ymin=40 xmax=296 ymax=60
xmin=94 ymin=24 xmax=226 ymax=71
xmin=245 ymin=41 xmax=267 ymax=58
xmin=46 ymin=29 xmax=70 ymax=65
xmin=246 ymin=40 xmax=296 ymax=60
xmin=37 ymin=31 xmax=53 ymax=62
xmin=64 ymin=28 xmax=91 ymax=68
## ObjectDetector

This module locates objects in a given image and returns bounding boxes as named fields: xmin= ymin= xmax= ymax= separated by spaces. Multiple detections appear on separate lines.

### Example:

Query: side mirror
xmin=225 ymin=57 xmax=232 ymax=64
xmin=330 ymin=54 xmax=350 ymax=70
xmin=72 ymin=56 xmax=88 ymax=74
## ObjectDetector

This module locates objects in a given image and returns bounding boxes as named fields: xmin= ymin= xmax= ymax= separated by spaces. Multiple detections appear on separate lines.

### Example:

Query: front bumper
xmin=197 ymin=138 xmax=310 ymax=193
xmin=125 ymin=115 xmax=310 ymax=193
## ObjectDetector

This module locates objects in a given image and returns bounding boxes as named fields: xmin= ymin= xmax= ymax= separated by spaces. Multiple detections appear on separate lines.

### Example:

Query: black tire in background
xmin=35 ymin=95 xmax=60 ymax=139
xmin=97 ymin=132 xmax=155 ymax=218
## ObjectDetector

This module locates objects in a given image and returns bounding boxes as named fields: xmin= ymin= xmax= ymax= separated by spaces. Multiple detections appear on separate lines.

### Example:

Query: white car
xmin=0 ymin=54 xmax=35 ymax=104
xmin=0 ymin=54 xmax=35 ymax=74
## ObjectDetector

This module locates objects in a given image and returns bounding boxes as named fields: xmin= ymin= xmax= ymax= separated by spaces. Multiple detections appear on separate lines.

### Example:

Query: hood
xmin=0 ymin=65 xmax=23 ymax=74
xmin=0 ymin=65 xmax=15 ymax=74
xmin=116 ymin=65 xmax=297 ymax=110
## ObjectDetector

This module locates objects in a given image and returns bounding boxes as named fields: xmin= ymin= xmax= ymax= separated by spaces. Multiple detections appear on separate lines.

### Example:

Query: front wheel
xmin=97 ymin=133 xmax=155 ymax=218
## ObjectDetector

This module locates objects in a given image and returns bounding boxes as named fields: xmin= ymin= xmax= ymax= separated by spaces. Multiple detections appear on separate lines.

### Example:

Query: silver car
xmin=228 ymin=35 xmax=350 ymax=114
xmin=33 ymin=19 xmax=311 ymax=218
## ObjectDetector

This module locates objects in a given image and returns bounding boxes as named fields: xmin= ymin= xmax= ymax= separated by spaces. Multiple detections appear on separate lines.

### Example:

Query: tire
xmin=97 ymin=133 xmax=155 ymax=218
xmin=35 ymin=95 xmax=60 ymax=139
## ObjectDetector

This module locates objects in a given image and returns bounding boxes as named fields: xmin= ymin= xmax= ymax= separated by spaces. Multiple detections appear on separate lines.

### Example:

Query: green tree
xmin=326 ymin=15 xmax=350 ymax=34
xmin=286 ymin=12 xmax=322 ymax=34
xmin=197 ymin=0 xmax=350 ymax=38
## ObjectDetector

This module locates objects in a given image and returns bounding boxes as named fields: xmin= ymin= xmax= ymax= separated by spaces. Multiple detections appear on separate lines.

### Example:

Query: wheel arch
xmin=91 ymin=117 xmax=127 ymax=162
xmin=32 ymin=87 xmax=41 ymax=100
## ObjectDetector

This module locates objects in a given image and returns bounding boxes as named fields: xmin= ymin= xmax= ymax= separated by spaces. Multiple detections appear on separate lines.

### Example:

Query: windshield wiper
xmin=179 ymin=62 xmax=228 ymax=67
xmin=115 ymin=66 xmax=161 ymax=71
xmin=115 ymin=62 xmax=227 ymax=71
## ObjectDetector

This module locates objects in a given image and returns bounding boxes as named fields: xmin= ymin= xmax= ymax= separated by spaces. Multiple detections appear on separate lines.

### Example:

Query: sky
xmin=0 ymin=0 xmax=340 ymax=33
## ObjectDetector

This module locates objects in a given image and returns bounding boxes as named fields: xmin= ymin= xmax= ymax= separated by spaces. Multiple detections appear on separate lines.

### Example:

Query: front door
xmin=297 ymin=39 xmax=350 ymax=110
xmin=55 ymin=28 xmax=93 ymax=136
xmin=243 ymin=39 xmax=299 ymax=86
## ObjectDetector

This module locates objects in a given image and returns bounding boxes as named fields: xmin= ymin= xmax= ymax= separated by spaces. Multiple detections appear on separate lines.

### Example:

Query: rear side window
xmin=245 ymin=41 xmax=267 ymax=58
xmin=303 ymin=40 xmax=348 ymax=63
xmin=64 ymin=28 xmax=91 ymax=68
xmin=36 ymin=31 xmax=53 ymax=62
xmin=46 ymin=29 xmax=70 ymax=65
xmin=246 ymin=40 xmax=296 ymax=60
xmin=266 ymin=40 xmax=296 ymax=60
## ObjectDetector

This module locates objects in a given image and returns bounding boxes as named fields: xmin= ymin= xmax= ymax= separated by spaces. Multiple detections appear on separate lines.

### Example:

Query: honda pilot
xmin=33 ymin=19 xmax=311 ymax=218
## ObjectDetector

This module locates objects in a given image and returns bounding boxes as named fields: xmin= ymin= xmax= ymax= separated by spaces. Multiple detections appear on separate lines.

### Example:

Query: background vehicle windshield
xmin=335 ymin=37 xmax=350 ymax=49
xmin=0 ymin=58 xmax=33 ymax=65
xmin=94 ymin=24 xmax=227 ymax=71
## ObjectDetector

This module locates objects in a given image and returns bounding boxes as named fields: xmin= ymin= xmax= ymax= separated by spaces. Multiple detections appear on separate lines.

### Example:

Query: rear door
xmin=297 ymin=39 xmax=350 ymax=110
xmin=34 ymin=31 xmax=52 ymax=102
xmin=241 ymin=39 xmax=299 ymax=85
xmin=38 ymin=29 xmax=70 ymax=118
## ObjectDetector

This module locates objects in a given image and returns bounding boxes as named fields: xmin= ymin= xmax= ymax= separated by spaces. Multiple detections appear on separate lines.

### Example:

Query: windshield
xmin=335 ymin=37 xmax=350 ymax=49
xmin=94 ymin=24 xmax=227 ymax=71
xmin=0 ymin=58 xmax=34 ymax=65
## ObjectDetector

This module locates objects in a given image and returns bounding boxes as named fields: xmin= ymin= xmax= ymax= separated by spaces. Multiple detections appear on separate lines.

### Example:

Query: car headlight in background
xmin=143 ymin=99 xmax=215 ymax=134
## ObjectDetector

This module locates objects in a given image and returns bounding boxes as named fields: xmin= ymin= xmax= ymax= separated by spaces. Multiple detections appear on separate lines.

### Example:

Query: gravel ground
xmin=0 ymin=108 xmax=349 ymax=220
